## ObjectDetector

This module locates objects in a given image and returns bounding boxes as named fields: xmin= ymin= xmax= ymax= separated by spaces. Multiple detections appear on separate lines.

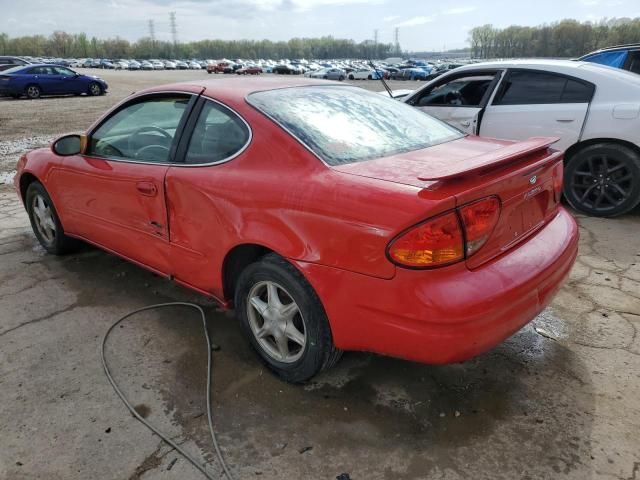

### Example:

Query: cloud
xmin=395 ymin=16 xmax=434 ymax=27
xmin=443 ymin=6 xmax=477 ymax=15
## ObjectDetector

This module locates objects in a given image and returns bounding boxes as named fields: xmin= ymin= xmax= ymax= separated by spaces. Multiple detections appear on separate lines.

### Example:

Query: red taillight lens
xmin=387 ymin=212 xmax=464 ymax=268
xmin=459 ymin=197 xmax=500 ymax=257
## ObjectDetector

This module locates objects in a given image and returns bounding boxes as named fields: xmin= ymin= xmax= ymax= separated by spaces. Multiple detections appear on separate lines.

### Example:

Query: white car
xmin=348 ymin=68 xmax=379 ymax=80
xmin=163 ymin=61 xmax=176 ymax=70
xmin=151 ymin=60 xmax=164 ymax=70
xmin=188 ymin=61 xmax=201 ymax=70
xmin=404 ymin=59 xmax=640 ymax=216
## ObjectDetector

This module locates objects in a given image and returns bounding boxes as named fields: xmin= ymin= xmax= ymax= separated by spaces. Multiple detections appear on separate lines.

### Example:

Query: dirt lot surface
xmin=1 ymin=70 xmax=639 ymax=480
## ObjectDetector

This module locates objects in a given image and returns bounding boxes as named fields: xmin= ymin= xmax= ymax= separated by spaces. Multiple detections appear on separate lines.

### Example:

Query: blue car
xmin=0 ymin=64 xmax=108 ymax=99
xmin=579 ymin=44 xmax=640 ymax=75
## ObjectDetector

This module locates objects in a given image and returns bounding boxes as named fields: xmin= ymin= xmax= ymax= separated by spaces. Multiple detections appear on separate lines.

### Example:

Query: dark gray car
xmin=0 ymin=56 xmax=30 ymax=72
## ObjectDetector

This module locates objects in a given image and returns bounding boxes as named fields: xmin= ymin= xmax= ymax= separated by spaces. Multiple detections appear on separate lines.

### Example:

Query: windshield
xmin=248 ymin=86 xmax=463 ymax=166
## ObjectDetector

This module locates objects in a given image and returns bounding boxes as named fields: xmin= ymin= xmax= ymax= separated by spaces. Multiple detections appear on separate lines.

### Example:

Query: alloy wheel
xmin=27 ymin=86 xmax=40 ymax=99
xmin=90 ymin=83 xmax=101 ymax=95
xmin=569 ymin=154 xmax=633 ymax=213
xmin=246 ymin=280 xmax=306 ymax=363
xmin=31 ymin=194 xmax=56 ymax=244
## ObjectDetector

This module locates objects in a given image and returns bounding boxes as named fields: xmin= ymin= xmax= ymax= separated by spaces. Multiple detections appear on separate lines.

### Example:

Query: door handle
xmin=136 ymin=181 xmax=157 ymax=196
xmin=460 ymin=120 xmax=471 ymax=127
xmin=555 ymin=118 xmax=575 ymax=123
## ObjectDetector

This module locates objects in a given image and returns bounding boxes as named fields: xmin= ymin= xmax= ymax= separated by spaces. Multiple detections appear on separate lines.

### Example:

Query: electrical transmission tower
xmin=148 ymin=19 xmax=156 ymax=45
xmin=169 ymin=12 xmax=178 ymax=45
xmin=373 ymin=29 xmax=378 ymax=59
xmin=394 ymin=27 xmax=401 ymax=56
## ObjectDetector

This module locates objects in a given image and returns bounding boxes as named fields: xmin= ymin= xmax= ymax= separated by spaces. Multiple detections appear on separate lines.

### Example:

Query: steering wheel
xmin=128 ymin=125 xmax=172 ymax=151
xmin=445 ymin=90 xmax=466 ymax=105
xmin=135 ymin=144 xmax=170 ymax=162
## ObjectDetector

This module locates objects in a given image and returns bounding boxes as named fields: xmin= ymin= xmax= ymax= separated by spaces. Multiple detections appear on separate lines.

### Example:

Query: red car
xmin=236 ymin=66 xmax=263 ymax=75
xmin=15 ymin=78 xmax=578 ymax=382
xmin=207 ymin=62 xmax=232 ymax=74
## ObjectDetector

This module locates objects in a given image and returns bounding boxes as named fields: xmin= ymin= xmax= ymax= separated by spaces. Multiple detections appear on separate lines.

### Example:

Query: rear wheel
xmin=235 ymin=253 xmax=341 ymax=383
xmin=564 ymin=143 xmax=640 ymax=217
xmin=348 ymin=74 xmax=354 ymax=80
xmin=25 ymin=84 xmax=41 ymax=99
xmin=88 ymin=82 xmax=102 ymax=96
xmin=25 ymin=182 xmax=80 ymax=255
xmin=339 ymin=75 xmax=345 ymax=81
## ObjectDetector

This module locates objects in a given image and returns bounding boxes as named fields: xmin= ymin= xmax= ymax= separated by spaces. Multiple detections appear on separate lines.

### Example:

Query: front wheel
xmin=88 ymin=82 xmax=102 ymax=96
xmin=235 ymin=253 xmax=341 ymax=383
xmin=26 ymin=182 xmax=80 ymax=255
xmin=564 ymin=143 xmax=640 ymax=217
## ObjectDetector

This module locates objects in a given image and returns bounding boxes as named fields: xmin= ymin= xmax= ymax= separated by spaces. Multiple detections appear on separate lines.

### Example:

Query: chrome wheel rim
xmin=31 ymin=194 xmax=56 ymax=244
xmin=27 ymin=86 xmax=39 ymax=98
xmin=90 ymin=84 xmax=100 ymax=95
xmin=569 ymin=154 xmax=633 ymax=212
xmin=247 ymin=281 xmax=306 ymax=363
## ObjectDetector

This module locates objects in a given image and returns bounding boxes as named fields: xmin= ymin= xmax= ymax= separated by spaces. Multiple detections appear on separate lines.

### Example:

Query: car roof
xmin=583 ymin=43 xmax=640 ymax=54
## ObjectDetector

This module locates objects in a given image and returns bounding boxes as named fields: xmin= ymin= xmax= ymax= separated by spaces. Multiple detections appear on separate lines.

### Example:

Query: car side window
xmin=88 ymin=96 xmax=191 ymax=163
xmin=494 ymin=71 xmax=593 ymax=105
xmin=184 ymin=100 xmax=250 ymax=165
xmin=54 ymin=67 xmax=76 ymax=76
xmin=628 ymin=51 xmax=640 ymax=75
xmin=416 ymin=75 xmax=495 ymax=107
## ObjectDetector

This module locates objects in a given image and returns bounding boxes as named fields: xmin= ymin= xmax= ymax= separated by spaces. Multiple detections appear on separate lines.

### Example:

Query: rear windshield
xmin=248 ymin=86 xmax=463 ymax=166
xmin=2 ymin=65 xmax=26 ymax=74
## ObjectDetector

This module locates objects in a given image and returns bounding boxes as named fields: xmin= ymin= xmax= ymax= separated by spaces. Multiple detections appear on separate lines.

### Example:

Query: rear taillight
xmin=553 ymin=161 xmax=564 ymax=202
xmin=388 ymin=196 xmax=501 ymax=268
xmin=459 ymin=197 xmax=501 ymax=256
xmin=387 ymin=212 xmax=464 ymax=268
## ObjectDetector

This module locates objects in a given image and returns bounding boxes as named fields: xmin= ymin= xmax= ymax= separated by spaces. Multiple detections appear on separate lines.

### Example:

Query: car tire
xmin=234 ymin=253 xmax=342 ymax=383
xmin=367 ymin=75 xmax=372 ymax=80
xmin=564 ymin=142 xmax=640 ymax=217
xmin=339 ymin=76 xmax=345 ymax=81
xmin=25 ymin=182 xmax=80 ymax=255
xmin=88 ymin=82 xmax=102 ymax=96
xmin=348 ymin=74 xmax=354 ymax=80
xmin=25 ymin=84 xmax=41 ymax=99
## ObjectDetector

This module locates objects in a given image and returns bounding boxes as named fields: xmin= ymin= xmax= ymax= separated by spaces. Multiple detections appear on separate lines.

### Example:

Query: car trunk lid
xmin=333 ymin=135 xmax=564 ymax=268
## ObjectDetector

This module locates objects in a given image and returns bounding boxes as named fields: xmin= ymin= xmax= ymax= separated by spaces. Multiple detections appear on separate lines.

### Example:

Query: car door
xmin=30 ymin=66 xmax=64 ymax=94
xmin=51 ymin=66 xmax=84 ymax=94
xmin=164 ymin=97 xmax=251 ymax=294
xmin=406 ymin=71 xmax=502 ymax=134
xmin=480 ymin=69 xmax=594 ymax=151
xmin=624 ymin=49 xmax=640 ymax=74
xmin=52 ymin=93 xmax=197 ymax=275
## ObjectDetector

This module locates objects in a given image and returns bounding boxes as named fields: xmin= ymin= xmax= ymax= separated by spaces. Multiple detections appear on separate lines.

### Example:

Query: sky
xmin=1 ymin=0 xmax=638 ymax=51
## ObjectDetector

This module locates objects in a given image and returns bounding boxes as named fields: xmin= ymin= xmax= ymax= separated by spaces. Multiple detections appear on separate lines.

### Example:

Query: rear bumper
xmin=292 ymin=207 xmax=579 ymax=364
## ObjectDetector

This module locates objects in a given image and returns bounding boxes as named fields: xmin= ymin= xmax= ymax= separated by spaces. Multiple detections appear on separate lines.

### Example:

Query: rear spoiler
xmin=418 ymin=137 xmax=560 ymax=181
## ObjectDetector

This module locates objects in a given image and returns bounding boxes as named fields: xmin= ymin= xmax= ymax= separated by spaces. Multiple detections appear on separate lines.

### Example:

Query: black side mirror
xmin=52 ymin=134 xmax=82 ymax=156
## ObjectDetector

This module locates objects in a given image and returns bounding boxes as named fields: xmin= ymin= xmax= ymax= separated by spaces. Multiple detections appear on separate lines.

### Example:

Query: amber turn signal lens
xmin=387 ymin=212 xmax=464 ymax=267
xmin=459 ymin=196 xmax=500 ymax=257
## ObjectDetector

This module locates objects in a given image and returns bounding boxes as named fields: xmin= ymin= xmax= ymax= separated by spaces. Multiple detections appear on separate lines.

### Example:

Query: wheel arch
xmin=565 ymin=138 xmax=640 ymax=164
xmin=19 ymin=171 xmax=40 ymax=202
xmin=222 ymin=243 xmax=275 ymax=305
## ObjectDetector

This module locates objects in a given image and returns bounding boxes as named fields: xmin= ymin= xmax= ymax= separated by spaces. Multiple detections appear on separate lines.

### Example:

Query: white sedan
xmin=404 ymin=59 xmax=640 ymax=217
xmin=348 ymin=68 xmax=380 ymax=80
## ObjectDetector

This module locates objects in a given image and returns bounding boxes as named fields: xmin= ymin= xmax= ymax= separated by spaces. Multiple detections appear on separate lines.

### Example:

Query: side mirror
xmin=52 ymin=134 xmax=85 ymax=156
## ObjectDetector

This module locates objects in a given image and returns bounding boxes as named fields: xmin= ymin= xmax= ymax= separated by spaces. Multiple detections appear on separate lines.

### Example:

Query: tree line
xmin=0 ymin=31 xmax=395 ymax=60
xmin=469 ymin=17 xmax=640 ymax=59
